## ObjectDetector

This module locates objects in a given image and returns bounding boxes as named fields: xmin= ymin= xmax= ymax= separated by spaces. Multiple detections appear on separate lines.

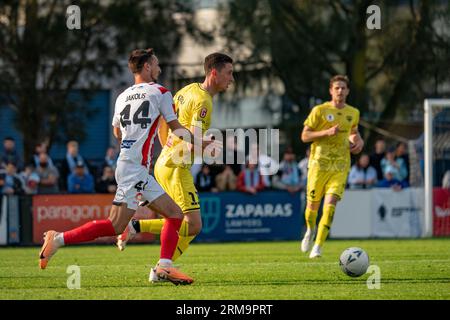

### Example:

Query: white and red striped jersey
xmin=112 ymin=82 xmax=177 ymax=170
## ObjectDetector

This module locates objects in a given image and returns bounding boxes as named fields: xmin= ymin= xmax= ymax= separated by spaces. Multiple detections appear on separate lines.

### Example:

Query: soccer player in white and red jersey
xmin=116 ymin=53 xmax=233 ymax=283
xmin=38 ymin=48 xmax=208 ymax=285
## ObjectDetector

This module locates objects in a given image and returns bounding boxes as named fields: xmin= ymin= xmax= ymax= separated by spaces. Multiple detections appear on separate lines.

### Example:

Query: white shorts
xmin=113 ymin=160 xmax=165 ymax=210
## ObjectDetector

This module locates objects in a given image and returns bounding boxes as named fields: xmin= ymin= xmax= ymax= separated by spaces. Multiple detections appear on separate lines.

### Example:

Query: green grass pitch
xmin=0 ymin=239 xmax=449 ymax=300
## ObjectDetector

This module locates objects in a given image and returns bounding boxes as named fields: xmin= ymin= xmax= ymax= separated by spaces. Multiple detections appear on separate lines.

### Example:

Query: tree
xmin=221 ymin=0 xmax=450 ymax=150
xmin=0 ymin=0 xmax=209 ymax=161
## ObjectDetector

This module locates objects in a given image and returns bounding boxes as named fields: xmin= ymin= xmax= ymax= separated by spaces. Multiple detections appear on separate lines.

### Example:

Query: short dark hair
xmin=204 ymin=53 xmax=233 ymax=75
xmin=4 ymin=136 xmax=15 ymax=142
xmin=128 ymin=48 xmax=154 ymax=74
xmin=329 ymin=75 xmax=349 ymax=88
xmin=284 ymin=146 xmax=294 ymax=154
xmin=387 ymin=146 xmax=396 ymax=153
xmin=76 ymin=161 xmax=84 ymax=168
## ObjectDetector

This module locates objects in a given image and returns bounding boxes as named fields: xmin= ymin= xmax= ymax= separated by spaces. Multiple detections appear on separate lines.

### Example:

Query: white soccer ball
xmin=339 ymin=247 xmax=370 ymax=277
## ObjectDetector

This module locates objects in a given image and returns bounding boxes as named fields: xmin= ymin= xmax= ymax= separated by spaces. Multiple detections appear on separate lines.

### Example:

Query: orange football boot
xmin=155 ymin=265 xmax=194 ymax=286
xmin=39 ymin=230 xmax=61 ymax=269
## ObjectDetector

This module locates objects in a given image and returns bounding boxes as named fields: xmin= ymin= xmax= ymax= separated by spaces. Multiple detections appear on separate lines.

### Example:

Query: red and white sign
xmin=433 ymin=188 xmax=450 ymax=236
xmin=33 ymin=194 xmax=156 ymax=244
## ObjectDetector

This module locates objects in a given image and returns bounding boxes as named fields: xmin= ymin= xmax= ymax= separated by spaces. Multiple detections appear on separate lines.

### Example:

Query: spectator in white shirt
xmin=348 ymin=153 xmax=377 ymax=189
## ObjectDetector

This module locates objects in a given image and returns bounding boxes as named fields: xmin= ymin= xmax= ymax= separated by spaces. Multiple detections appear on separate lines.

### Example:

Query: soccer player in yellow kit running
xmin=117 ymin=53 xmax=234 ymax=282
xmin=300 ymin=75 xmax=364 ymax=258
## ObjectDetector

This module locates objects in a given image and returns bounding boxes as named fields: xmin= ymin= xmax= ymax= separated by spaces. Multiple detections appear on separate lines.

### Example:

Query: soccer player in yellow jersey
xmin=300 ymin=75 xmax=364 ymax=258
xmin=117 ymin=53 xmax=234 ymax=282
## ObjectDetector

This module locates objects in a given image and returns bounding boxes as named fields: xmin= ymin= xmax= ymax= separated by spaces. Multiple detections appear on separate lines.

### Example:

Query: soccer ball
xmin=339 ymin=247 xmax=370 ymax=277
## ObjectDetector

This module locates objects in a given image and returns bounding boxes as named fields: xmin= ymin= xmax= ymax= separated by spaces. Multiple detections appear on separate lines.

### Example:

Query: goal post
xmin=424 ymin=99 xmax=450 ymax=237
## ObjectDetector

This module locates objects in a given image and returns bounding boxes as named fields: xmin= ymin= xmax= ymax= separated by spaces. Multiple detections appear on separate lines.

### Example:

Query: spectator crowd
xmin=0 ymin=137 xmax=118 ymax=196
xmin=0 ymin=135 xmax=424 ymax=197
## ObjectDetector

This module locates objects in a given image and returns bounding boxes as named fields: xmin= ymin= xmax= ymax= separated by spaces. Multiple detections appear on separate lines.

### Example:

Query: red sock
xmin=63 ymin=220 xmax=116 ymax=245
xmin=160 ymin=218 xmax=182 ymax=260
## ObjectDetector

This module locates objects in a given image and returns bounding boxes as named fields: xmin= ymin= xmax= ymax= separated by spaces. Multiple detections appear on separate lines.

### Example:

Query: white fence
xmin=331 ymin=188 xmax=424 ymax=238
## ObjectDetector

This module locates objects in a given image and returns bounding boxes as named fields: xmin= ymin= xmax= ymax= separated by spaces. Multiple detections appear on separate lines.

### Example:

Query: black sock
xmin=131 ymin=219 xmax=141 ymax=233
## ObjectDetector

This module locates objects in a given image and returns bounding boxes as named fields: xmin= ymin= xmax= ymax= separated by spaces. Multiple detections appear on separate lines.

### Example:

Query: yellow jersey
xmin=304 ymin=102 xmax=359 ymax=172
xmin=159 ymin=83 xmax=213 ymax=168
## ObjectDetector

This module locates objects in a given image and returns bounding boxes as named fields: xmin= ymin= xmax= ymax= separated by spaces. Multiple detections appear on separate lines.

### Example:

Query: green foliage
xmin=221 ymin=0 xmax=450 ymax=148
xmin=0 ymin=0 xmax=208 ymax=159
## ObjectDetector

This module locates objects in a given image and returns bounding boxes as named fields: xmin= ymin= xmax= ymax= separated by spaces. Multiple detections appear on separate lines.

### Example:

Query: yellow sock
xmin=315 ymin=204 xmax=336 ymax=246
xmin=139 ymin=219 xmax=164 ymax=234
xmin=172 ymin=235 xmax=196 ymax=261
xmin=170 ymin=219 xmax=194 ymax=261
xmin=138 ymin=218 xmax=192 ymax=260
xmin=305 ymin=207 xmax=318 ymax=231
xmin=139 ymin=219 xmax=189 ymax=236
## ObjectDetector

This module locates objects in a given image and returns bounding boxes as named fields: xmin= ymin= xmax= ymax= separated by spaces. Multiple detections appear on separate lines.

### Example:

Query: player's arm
xmin=157 ymin=117 xmax=169 ymax=146
xmin=189 ymin=124 xmax=202 ymax=156
xmin=113 ymin=126 xmax=122 ymax=145
xmin=112 ymin=99 xmax=122 ymax=145
xmin=349 ymin=110 xmax=363 ymax=154
xmin=159 ymin=90 xmax=212 ymax=150
xmin=160 ymin=91 xmax=218 ymax=153
xmin=165 ymin=120 xmax=211 ymax=150
xmin=301 ymin=125 xmax=339 ymax=143
xmin=189 ymin=101 xmax=221 ymax=153
xmin=349 ymin=128 xmax=364 ymax=154
xmin=188 ymin=124 xmax=219 ymax=156
xmin=157 ymin=90 xmax=175 ymax=147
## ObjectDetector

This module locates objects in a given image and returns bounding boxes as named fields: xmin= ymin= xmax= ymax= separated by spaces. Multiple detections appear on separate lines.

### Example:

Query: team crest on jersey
xmin=135 ymin=192 xmax=143 ymax=201
xmin=346 ymin=115 xmax=353 ymax=123
xmin=326 ymin=114 xmax=335 ymax=122
xmin=178 ymin=95 xmax=185 ymax=104
xmin=200 ymin=107 xmax=208 ymax=118
xmin=115 ymin=188 xmax=125 ymax=201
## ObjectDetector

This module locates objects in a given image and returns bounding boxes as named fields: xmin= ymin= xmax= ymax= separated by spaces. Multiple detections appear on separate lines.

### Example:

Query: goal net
xmin=423 ymin=99 xmax=450 ymax=237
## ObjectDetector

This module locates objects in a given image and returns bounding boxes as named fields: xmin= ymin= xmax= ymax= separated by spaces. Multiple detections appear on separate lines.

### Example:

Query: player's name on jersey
xmin=125 ymin=93 xmax=146 ymax=102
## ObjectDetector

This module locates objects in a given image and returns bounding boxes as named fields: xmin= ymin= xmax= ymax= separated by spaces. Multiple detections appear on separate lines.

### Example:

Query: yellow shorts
xmin=154 ymin=158 xmax=200 ymax=213
xmin=306 ymin=166 xmax=349 ymax=203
